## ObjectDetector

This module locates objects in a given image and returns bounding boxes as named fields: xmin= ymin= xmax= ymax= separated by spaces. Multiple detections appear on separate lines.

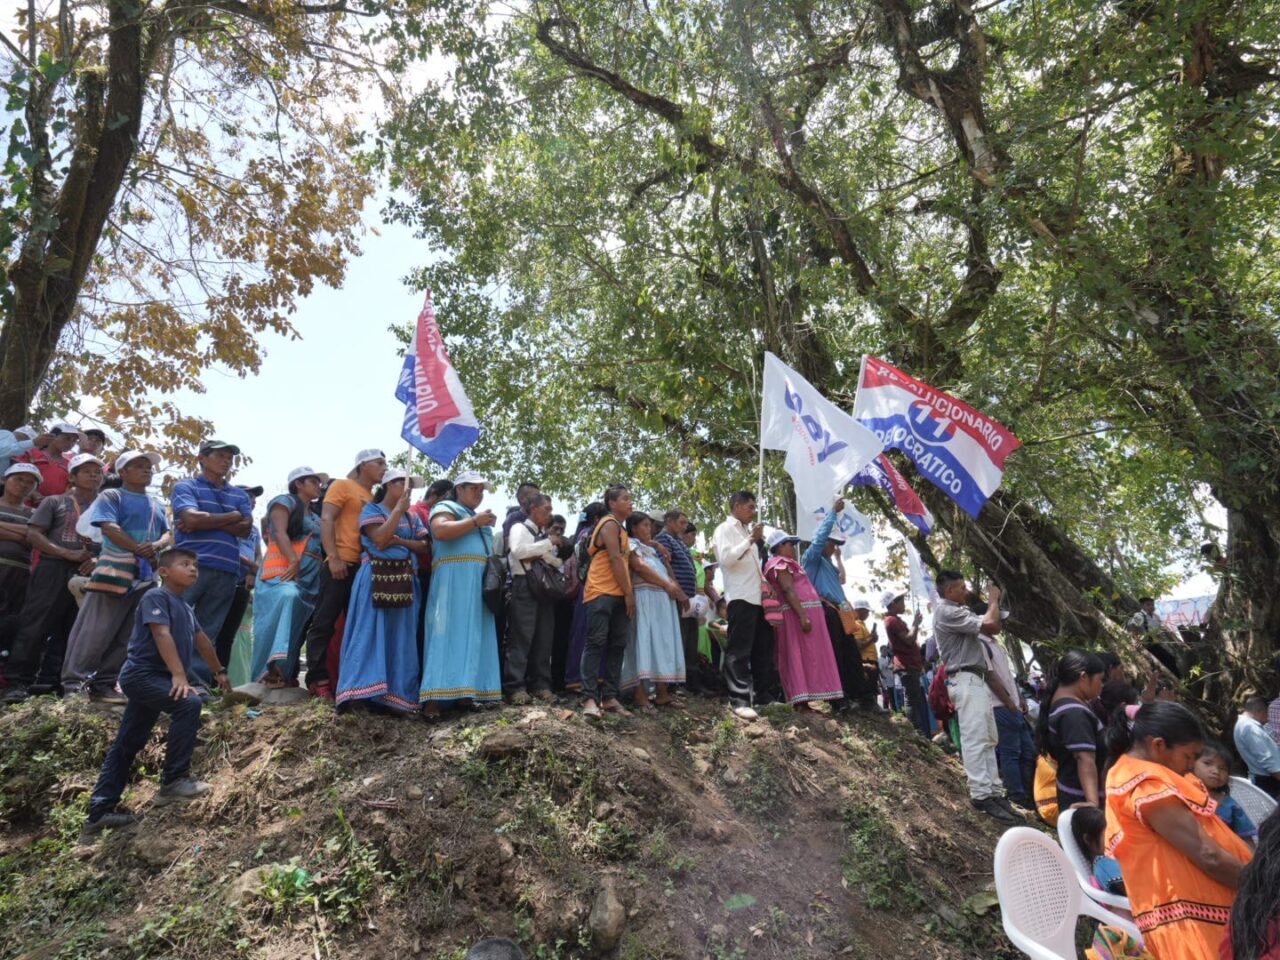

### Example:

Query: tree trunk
xmin=0 ymin=0 xmax=147 ymax=427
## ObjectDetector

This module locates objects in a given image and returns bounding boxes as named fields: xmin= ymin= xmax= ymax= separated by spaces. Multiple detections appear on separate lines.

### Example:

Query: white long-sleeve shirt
xmin=508 ymin=520 xmax=563 ymax=576
xmin=712 ymin=516 xmax=761 ymax=605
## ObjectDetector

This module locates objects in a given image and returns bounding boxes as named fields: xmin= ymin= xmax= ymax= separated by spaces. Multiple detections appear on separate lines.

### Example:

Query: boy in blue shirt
xmin=82 ymin=548 xmax=231 ymax=838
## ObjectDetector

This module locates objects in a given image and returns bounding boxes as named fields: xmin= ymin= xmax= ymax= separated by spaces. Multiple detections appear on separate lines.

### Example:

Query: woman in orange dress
xmin=1104 ymin=701 xmax=1252 ymax=960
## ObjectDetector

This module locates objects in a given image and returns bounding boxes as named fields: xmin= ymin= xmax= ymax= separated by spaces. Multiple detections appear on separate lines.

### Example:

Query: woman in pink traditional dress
xmin=762 ymin=530 xmax=844 ymax=710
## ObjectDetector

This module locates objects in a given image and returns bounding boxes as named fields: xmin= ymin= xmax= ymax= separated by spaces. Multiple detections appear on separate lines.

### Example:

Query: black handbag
xmin=526 ymin=557 xmax=572 ymax=601
xmin=483 ymin=554 xmax=509 ymax=615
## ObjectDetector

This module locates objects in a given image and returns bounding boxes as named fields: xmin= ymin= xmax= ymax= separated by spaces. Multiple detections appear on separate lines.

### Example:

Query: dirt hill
xmin=0 ymin=696 xmax=1022 ymax=960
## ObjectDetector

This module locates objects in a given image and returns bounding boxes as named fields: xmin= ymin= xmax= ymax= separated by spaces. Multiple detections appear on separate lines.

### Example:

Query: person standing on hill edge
xmin=933 ymin=570 xmax=1022 ymax=824
xmin=712 ymin=490 xmax=780 ymax=720
xmin=3 ymin=453 xmax=103 ymax=702
xmin=580 ymin=484 xmax=635 ymax=720
xmin=655 ymin=508 xmax=700 ymax=694
xmin=170 ymin=440 xmax=253 ymax=688
xmin=81 ymin=547 xmax=231 ymax=840
xmin=303 ymin=449 xmax=387 ymax=700
xmin=505 ymin=492 xmax=563 ymax=704
xmin=883 ymin=589 xmax=929 ymax=734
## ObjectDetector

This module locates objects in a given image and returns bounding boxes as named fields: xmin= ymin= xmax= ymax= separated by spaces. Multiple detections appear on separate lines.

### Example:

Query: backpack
xmin=927 ymin=662 xmax=956 ymax=722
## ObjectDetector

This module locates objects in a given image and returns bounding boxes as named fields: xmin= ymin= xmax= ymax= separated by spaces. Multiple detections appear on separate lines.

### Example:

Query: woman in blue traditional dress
xmin=335 ymin=469 xmax=428 ymax=713
xmin=250 ymin=466 xmax=324 ymax=685
xmin=421 ymin=470 xmax=502 ymax=716
xmin=620 ymin=512 xmax=687 ymax=711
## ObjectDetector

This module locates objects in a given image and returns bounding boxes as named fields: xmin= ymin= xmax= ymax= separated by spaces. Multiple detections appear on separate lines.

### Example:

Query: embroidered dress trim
xmin=431 ymin=554 xmax=486 ymax=571
xmin=419 ymin=684 xmax=503 ymax=702
xmin=1134 ymin=898 xmax=1232 ymax=932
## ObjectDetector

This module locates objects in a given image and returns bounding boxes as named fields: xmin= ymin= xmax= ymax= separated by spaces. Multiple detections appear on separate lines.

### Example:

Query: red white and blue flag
xmin=852 ymin=356 xmax=1019 ymax=519
xmin=850 ymin=453 xmax=935 ymax=535
xmin=395 ymin=289 xmax=480 ymax=468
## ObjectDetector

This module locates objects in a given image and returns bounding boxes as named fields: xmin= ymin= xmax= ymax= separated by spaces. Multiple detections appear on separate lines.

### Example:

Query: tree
xmin=1 ymin=0 xmax=388 ymax=450
xmin=377 ymin=1 xmax=1228 ymax=662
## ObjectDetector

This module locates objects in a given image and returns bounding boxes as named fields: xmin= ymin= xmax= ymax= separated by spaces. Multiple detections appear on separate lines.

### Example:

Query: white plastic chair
xmin=1056 ymin=808 xmax=1133 ymax=914
xmin=994 ymin=827 xmax=1144 ymax=959
xmin=1229 ymin=775 xmax=1278 ymax=827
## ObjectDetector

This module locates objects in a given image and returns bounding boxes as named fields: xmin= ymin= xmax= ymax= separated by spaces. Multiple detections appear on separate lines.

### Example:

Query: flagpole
xmin=754 ymin=356 xmax=765 ymax=509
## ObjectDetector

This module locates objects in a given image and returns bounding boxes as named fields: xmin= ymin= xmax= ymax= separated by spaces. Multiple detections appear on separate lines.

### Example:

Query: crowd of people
xmin=5 ymin=426 xmax=1280 ymax=959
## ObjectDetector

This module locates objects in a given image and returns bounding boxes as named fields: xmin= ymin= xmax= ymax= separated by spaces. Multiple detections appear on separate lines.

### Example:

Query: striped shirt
xmin=171 ymin=476 xmax=252 ymax=574
xmin=654 ymin=531 xmax=696 ymax=596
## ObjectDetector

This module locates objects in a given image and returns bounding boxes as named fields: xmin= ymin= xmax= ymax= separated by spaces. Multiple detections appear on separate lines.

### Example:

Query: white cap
xmin=287 ymin=465 xmax=321 ymax=484
xmin=766 ymin=529 xmax=800 ymax=550
xmin=851 ymin=595 xmax=872 ymax=611
xmin=353 ymin=448 xmax=386 ymax=468
xmin=4 ymin=462 xmax=42 ymax=479
xmin=68 ymin=453 xmax=104 ymax=474
xmin=382 ymin=468 xmax=408 ymax=485
xmin=48 ymin=420 xmax=84 ymax=438
xmin=14 ymin=424 xmax=38 ymax=439
xmin=453 ymin=470 xmax=492 ymax=490
xmin=114 ymin=450 xmax=161 ymax=471
xmin=881 ymin=588 xmax=908 ymax=611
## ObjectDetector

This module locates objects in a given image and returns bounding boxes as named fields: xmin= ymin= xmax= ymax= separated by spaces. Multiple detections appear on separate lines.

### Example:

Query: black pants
xmin=214 ymin=583 xmax=251 ymax=670
xmin=7 ymin=557 xmax=80 ymax=687
xmin=550 ymin=597 xmax=574 ymax=692
xmin=581 ymin=594 xmax=630 ymax=702
xmin=0 ymin=564 xmax=31 ymax=656
xmin=303 ymin=562 xmax=357 ymax=686
xmin=822 ymin=605 xmax=874 ymax=706
xmin=723 ymin=600 xmax=781 ymax=707
xmin=901 ymin=669 xmax=930 ymax=735
xmin=88 ymin=671 xmax=202 ymax=817
xmin=679 ymin=617 xmax=702 ymax=691
xmin=1252 ymin=774 xmax=1280 ymax=799
xmin=505 ymin=577 xmax=554 ymax=695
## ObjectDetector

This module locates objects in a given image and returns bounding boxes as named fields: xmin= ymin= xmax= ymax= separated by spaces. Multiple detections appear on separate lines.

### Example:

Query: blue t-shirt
xmin=1215 ymin=793 xmax=1258 ymax=841
xmin=122 ymin=586 xmax=204 ymax=678
xmin=171 ymin=477 xmax=252 ymax=574
xmin=92 ymin=488 xmax=169 ymax=582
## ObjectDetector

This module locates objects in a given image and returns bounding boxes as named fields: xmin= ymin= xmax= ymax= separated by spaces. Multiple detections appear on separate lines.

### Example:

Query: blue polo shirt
xmin=655 ymin=530 xmax=697 ymax=596
xmin=121 ymin=586 xmax=203 ymax=680
xmin=171 ymin=476 xmax=253 ymax=574
xmin=800 ymin=510 xmax=844 ymax=606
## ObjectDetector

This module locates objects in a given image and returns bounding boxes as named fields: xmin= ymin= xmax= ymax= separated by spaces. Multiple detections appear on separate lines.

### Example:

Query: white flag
xmin=761 ymin=352 xmax=882 ymax=538
xmin=796 ymin=499 xmax=875 ymax=556
xmin=905 ymin=539 xmax=939 ymax=608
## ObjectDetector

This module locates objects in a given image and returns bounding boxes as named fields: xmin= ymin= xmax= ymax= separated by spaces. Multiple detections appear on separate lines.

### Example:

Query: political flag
xmin=851 ymin=453 xmax=934 ymax=535
xmin=395 ymin=289 xmax=480 ymax=468
xmin=760 ymin=352 xmax=882 ymax=546
xmin=852 ymin=356 xmax=1020 ymax=519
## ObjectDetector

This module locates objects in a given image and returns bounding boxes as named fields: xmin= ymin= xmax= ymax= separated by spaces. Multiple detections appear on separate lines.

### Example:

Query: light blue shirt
xmin=1234 ymin=713 xmax=1280 ymax=777
xmin=0 ymin=430 xmax=35 ymax=474
xmin=800 ymin=509 xmax=843 ymax=606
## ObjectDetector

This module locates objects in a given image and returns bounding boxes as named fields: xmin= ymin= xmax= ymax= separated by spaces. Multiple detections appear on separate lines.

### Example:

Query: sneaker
xmin=993 ymin=795 xmax=1024 ymax=819
xmin=1 ymin=684 xmax=30 ymax=705
xmin=89 ymin=688 xmax=128 ymax=706
xmin=79 ymin=810 xmax=140 ymax=841
xmin=155 ymin=779 xmax=212 ymax=804
xmin=509 ymin=690 xmax=532 ymax=706
xmin=582 ymin=701 xmax=603 ymax=721
xmin=731 ymin=705 xmax=759 ymax=721
xmin=531 ymin=689 xmax=557 ymax=703
xmin=971 ymin=796 xmax=1021 ymax=825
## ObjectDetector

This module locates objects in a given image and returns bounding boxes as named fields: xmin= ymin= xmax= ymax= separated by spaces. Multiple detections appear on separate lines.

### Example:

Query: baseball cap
xmin=235 ymin=483 xmax=264 ymax=497
xmin=14 ymin=424 xmax=38 ymax=439
xmin=48 ymin=420 xmax=84 ymax=438
xmin=115 ymin=450 xmax=162 ymax=471
xmin=766 ymin=530 xmax=800 ymax=550
xmin=199 ymin=440 xmax=241 ymax=456
xmin=880 ymin=588 xmax=908 ymax=611
xmin=68 ymin=453 xmax=104 ymax=474
xmin=352 ymin=448 xmax=386 ymax=468
xmin=851 ymin=595 xmax=872 ymax=611
xmin=828 ymin=529 xmax=847 ymax=544
xmin=453 ymin=470 xmax=492 ymax=490
xmin=82 ymin=427 xmax=108 ymax=442
xmin=287 ymin=465 xmax=321 ymax=485
xmin=4 ymin=462 xmax=42 ymax=479
xmin=382 ymin=468 xmax=408 ymax=485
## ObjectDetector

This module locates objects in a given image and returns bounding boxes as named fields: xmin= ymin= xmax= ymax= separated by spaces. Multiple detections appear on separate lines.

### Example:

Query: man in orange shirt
xmin=301 ymin=448 xmax=386 ymax=700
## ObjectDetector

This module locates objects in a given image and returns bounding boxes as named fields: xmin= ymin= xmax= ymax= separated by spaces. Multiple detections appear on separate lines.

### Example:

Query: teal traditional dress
xmin=621 ymin=540 xmax=686 ymax=691
xmin=335 ymin=502 xmax=423 ymax=712
xmin=249 ymin=495 xmax=322 ymax=682
xmin=420 ymin=500 xmax=501 ymax=704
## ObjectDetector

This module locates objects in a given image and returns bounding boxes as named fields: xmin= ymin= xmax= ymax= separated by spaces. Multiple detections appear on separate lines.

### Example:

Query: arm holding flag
xmin=801 ymin=498 xmax=842 ymax=569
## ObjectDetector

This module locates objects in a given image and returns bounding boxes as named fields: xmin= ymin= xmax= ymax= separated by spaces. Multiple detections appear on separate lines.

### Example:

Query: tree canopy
xmin=374 ymin=0 xmax=1280 ymax=697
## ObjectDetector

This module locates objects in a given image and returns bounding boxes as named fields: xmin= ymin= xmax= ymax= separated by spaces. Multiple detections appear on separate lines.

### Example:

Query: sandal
xmin=654 ymin=697 xmax=686 ymax=709
xmin=633 ymin=703 xmax=657 ymax=714
xmin=582 ymin=701 xmax=603 ymax=721
xmin=601 ymin=700 xmax=633 ymax=718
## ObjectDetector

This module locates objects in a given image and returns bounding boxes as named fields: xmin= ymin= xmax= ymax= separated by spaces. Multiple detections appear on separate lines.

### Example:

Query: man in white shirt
xmin=711 ymin=490 xmax=779 ymax=717
xmin=505 ymin=493 xmax=563 ymax=705
xmin=1234 ymin=697 xmax=1280 ymax=799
